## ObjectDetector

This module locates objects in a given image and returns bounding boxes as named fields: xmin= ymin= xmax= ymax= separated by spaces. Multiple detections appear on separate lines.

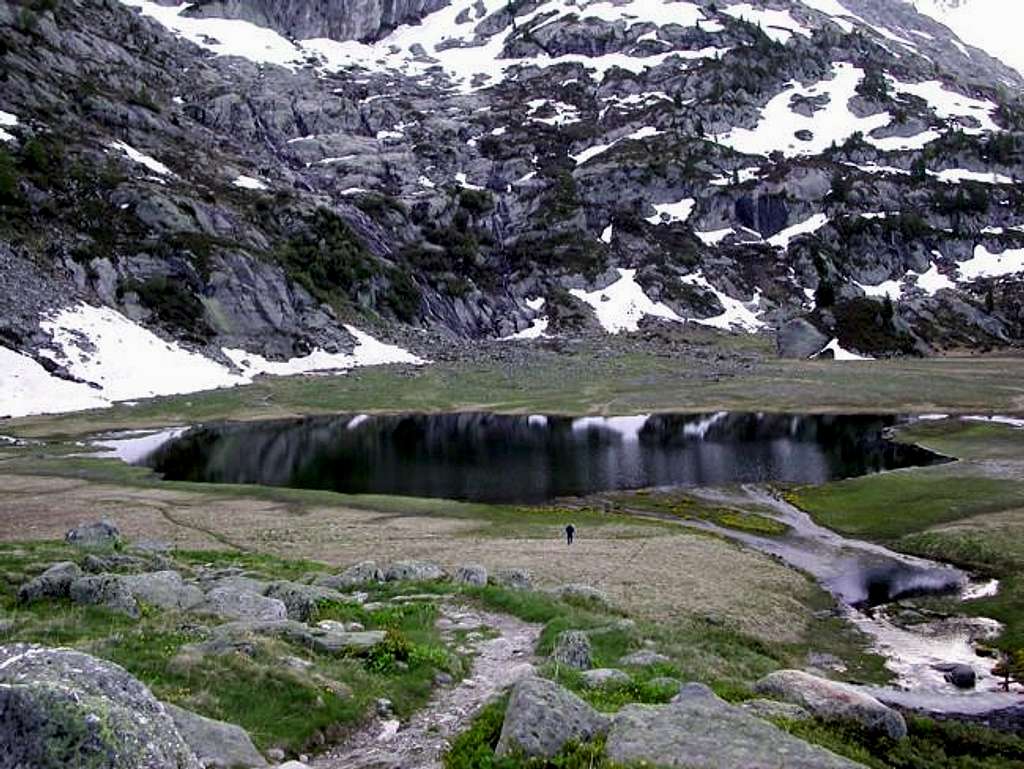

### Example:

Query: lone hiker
xmin=565 ymin=523 xmax=576 ymax=546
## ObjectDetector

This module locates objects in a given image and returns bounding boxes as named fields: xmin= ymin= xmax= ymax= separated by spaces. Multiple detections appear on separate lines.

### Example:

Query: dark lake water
xmin=133 ymin=412 xmax=942 ymax=503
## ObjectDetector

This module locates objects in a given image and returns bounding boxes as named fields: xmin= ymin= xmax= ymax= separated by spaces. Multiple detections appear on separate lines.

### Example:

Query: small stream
xmin=643 ymin=485 xmax=1019 ymax=716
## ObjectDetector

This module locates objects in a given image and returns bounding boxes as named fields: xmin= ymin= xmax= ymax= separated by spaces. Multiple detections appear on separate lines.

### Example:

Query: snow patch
xmin=110 ymin=140 xmax=172 ymax=177
xmin=646 ymin=198 xmax=695 ymax=225
xmin=816 ymin=339 xmax=873 ymax=360
xmin=0 ymin=110 xmax=17 ymax=143
xmin=957 ymin=245 xmax=1024 ymax=281
xmin=767 ymin=214 xmax=829 ymax=249
xmin=570 ymin=268 xmax=682 ymax=334
xmin=680 ymin=272 xmax=765 ymax=332
xmin=232 ymin=175 xmax=268 ymax=190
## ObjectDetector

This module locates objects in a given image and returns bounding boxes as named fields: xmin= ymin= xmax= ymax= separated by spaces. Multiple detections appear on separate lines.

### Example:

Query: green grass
xmin=7 ymin=348 xmax=1024 ymax=440
xmin=786 ymin=468 xmax=1024 ymax=541
xmin=617 ymin=493 xmax=790 ymax=536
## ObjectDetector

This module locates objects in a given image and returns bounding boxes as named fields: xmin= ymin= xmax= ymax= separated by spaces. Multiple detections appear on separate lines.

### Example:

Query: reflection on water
xmin=134 ymin=412 xmax=942 ymax=504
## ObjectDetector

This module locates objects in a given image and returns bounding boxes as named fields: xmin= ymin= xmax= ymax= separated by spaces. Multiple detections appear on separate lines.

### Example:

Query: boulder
xmin=936 ymin=663 xmax=977 ymax=689
xmin=122 ymin=571 xmax=205 ymax=611
xmin=65 ymin=520 xmax=122 ymax=549
xmin=193 ymin=620 xmax=386 ymax=656
xmin=619 ymin=649 xmax=671 ymax=667
xmin=606 ymin=683 xmax=867 ymax=769
xmin=70 ymin=574 xmax=140 ymax=617
xmin=0 ymin=644 xmax=200 ymax=769
xmin=200 ymin=587 xmax=287 ymax=622
xmin=165 ymin=703 xmax=268 ymax=768
xmin=17 ymin=561 xmax=82 ymax=603
xmin=264 ymin=581 xmax=344 ymax=622
xmin=454 ymin=564 xmax=488 ymax=586
xmin=739 ymin=698 xmax=813 ymax=722
xmin=495 ymin=677 xmax=608 ymax=758
xmin=552 ymin=630 xmax=592 ymax=670
xmin=384 ymin=561 xmax=447 ymax=582
xmin=491 ymin=568 xmax=532 ymax=590
xmin=548 ymin=583 xmax=611 ymax=606
xmin=313 ymin=560 xmax=383 ymax=589
xmin=580 ymin=668 xmax=631 ymax=689
xmin=777 ymin=318 xmax=830 ymax=359
xmin=753 ymin=670 xmax=907 ymax=740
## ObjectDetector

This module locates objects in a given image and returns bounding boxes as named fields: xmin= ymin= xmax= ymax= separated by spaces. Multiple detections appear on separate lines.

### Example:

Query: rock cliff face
xmin=179 ymin=0 xmax=450 ymax=42
xmin=0 ymin=0 xmax=1023 ymax=389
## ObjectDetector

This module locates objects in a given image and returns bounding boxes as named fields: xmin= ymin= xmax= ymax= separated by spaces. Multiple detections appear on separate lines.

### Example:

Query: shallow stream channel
xmin=94 ymin=411 xmax=1021 ymax=720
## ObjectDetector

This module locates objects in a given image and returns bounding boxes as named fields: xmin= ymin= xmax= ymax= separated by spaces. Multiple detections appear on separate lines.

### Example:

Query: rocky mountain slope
xmin=2 ymin=0 xmax=1024 ymax=414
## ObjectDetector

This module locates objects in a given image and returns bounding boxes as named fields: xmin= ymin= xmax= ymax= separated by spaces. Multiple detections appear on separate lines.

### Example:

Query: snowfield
xmin=570 ymin=269 xmax=682 ymax=334
xmin=1 ymin=304 xmax=424 ymax=418
xmin=0 ymin=110 xmax=17 ymax=143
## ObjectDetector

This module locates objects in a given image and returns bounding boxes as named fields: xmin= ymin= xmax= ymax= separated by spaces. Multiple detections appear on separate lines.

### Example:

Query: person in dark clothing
xmin=565 ymin=523 xmax=576 ymax=546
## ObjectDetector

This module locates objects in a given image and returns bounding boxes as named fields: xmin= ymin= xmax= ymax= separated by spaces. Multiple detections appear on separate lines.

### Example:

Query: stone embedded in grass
xmin=0 ymin=644 xmax=200 ymax=769
xmin=264 ymin=580 xmax=346 ymax=622
xmin=580 ymin=668 xmax=631 ymax=689
xmin=606 ymin=682 xmax=866 ymax=769
xmin=619 ymin=649 xmax=671 ymax=667
xmin=491 ymin=568 xmax=532 ymax=590
xmin=122 ymin=571 xmax=205 ymax=611
xmin=189 ymin=619 xmax=386 ymax=657
xmin=314 ymin=560 xmax=384 ymax=589
xmin=384 ymin=560 xmax=447 ymax=582
xmin=753 ymin=669 xmax=907 ymax=740
xmin=552 ymin=630 xmax=593 ymax=670
xmin=65 ymin=520 xmax=122 ymax=550
xmin=547 ymin=583 xmax=611 ymax=607
xmin=454 ymin=564 xmax=488 ymax=586
xmin=164 ymin=703 xmax=268 ymax=769
xmin=17 ymin=561 xmax=82 ymax=603
xmin=495 ymin=677 xmax=609 ymax=759
xmin=200 ymin=587 xmax=287 ymax=622
xmin=69 ymin=574 xmax=140 ymax=617
xmin=739 ymin=698 xmax=813 ymax=722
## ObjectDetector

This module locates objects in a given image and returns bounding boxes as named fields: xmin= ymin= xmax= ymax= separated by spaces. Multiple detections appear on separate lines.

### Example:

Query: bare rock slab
xmin=165 ymin=703 xmax=267 ymax=769
xmin=606 ymin=683 xmax=868 ymax=769
xmin=754 ymin=670 xmax=907 ymax=740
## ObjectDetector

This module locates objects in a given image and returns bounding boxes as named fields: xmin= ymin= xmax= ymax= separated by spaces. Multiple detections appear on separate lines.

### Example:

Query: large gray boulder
xmin=164 ymin=703 xmax=267 ymax=769
xmin=65 ymin=520 xmax=122 ymax=550
xmin=754 ymin=670 xmax=907 ymax=740
xmin=552 ymin=630 xmax=592 ymax=670
xmin=264 ymin=581 xmax=345 ymax=622
xmin=619 ymin=649 xmax=671 ymax=667
xmin=17 ymin=561 xmax=82 ymax=603
xmin=548 ymin=583 xmax=611 ymax=607
xmin=495 ymin=677 xmax=608 ymax=759
xmin=777 ymin=318 xmax=830 ymax=359
xmin=384 ymin=561 xmax=447 ymax=582
xmin=200 ymin=587 xmax=287 ymax=622
xmin=122 ymin=571 xmax=205 ymax=611
xmin=454 ymin=564 xmax=488 ymax=586
xmin=0 ymin=644 xmax=200 ymax=769
xmin=606 ymin=682 xmax=867 ymax=768
xmin=70 ymin=575 xmax=140 ymax=617
xmin=314 ymin=560 xmax=383 ymax=589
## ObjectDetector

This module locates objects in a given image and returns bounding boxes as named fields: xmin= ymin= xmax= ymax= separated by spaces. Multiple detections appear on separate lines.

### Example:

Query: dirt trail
xmin=313 ymin=603 xmax=541 ymax=769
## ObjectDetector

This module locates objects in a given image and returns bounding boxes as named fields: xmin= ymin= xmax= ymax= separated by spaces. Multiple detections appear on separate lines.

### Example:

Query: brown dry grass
xmin=0 ymin=473 xmax=814 ymax=643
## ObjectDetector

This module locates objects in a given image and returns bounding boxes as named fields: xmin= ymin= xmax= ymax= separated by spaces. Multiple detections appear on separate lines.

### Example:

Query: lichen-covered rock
xmin=70 ymin=574 xmax=140 ymax=617
xmin=65 ymin=520 xmax=122 ymax=550
xmin=739 ymin=698 xmax=813 ymax=722
xmin=454 ymin=564 xmax=488 ymax=586
xmin=0 ymin=644 xmax=200 ymax=769
xmin=491 ymin=568 xmax=532 ymax=590
xmin=753 ymin=670 xmax=907 ymax=740
xmin=164 ymin=703 xmax=267 ymax=769
xmin=122 ymin=571 xmax=205 ymax=611
xmin=619 ymin=649 xmax=671 ymax=667
xmin=495 ymin=677 xmax=608 ymax=759
xmin=548 ymin=583 xmax=611 ymax=606
xmin=188 ymin=620 xmax=386 ymax=657
xmin=580 ymin=668 xmax=631 ymax=689
xmin=199 ymin=587 xmax=287 ymax=622
xmin=314 ymin=561 xmax=384 ymax=589
xmin=384 ymin=561 xmax=447 ymax=582
xmin=552 ymin=630 xmax=592 ymax=670
xmin=17 ymin=561 xmax=82 ymax=603
xmin=606 ymin=683 xmax=866 ymax=769
xmin=264 ymin=581 xmax=345 ymax=622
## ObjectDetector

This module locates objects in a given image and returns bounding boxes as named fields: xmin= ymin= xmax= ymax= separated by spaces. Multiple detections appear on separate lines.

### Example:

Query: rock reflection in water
xmin=138 ymin=412 xmax=941 ymax=504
